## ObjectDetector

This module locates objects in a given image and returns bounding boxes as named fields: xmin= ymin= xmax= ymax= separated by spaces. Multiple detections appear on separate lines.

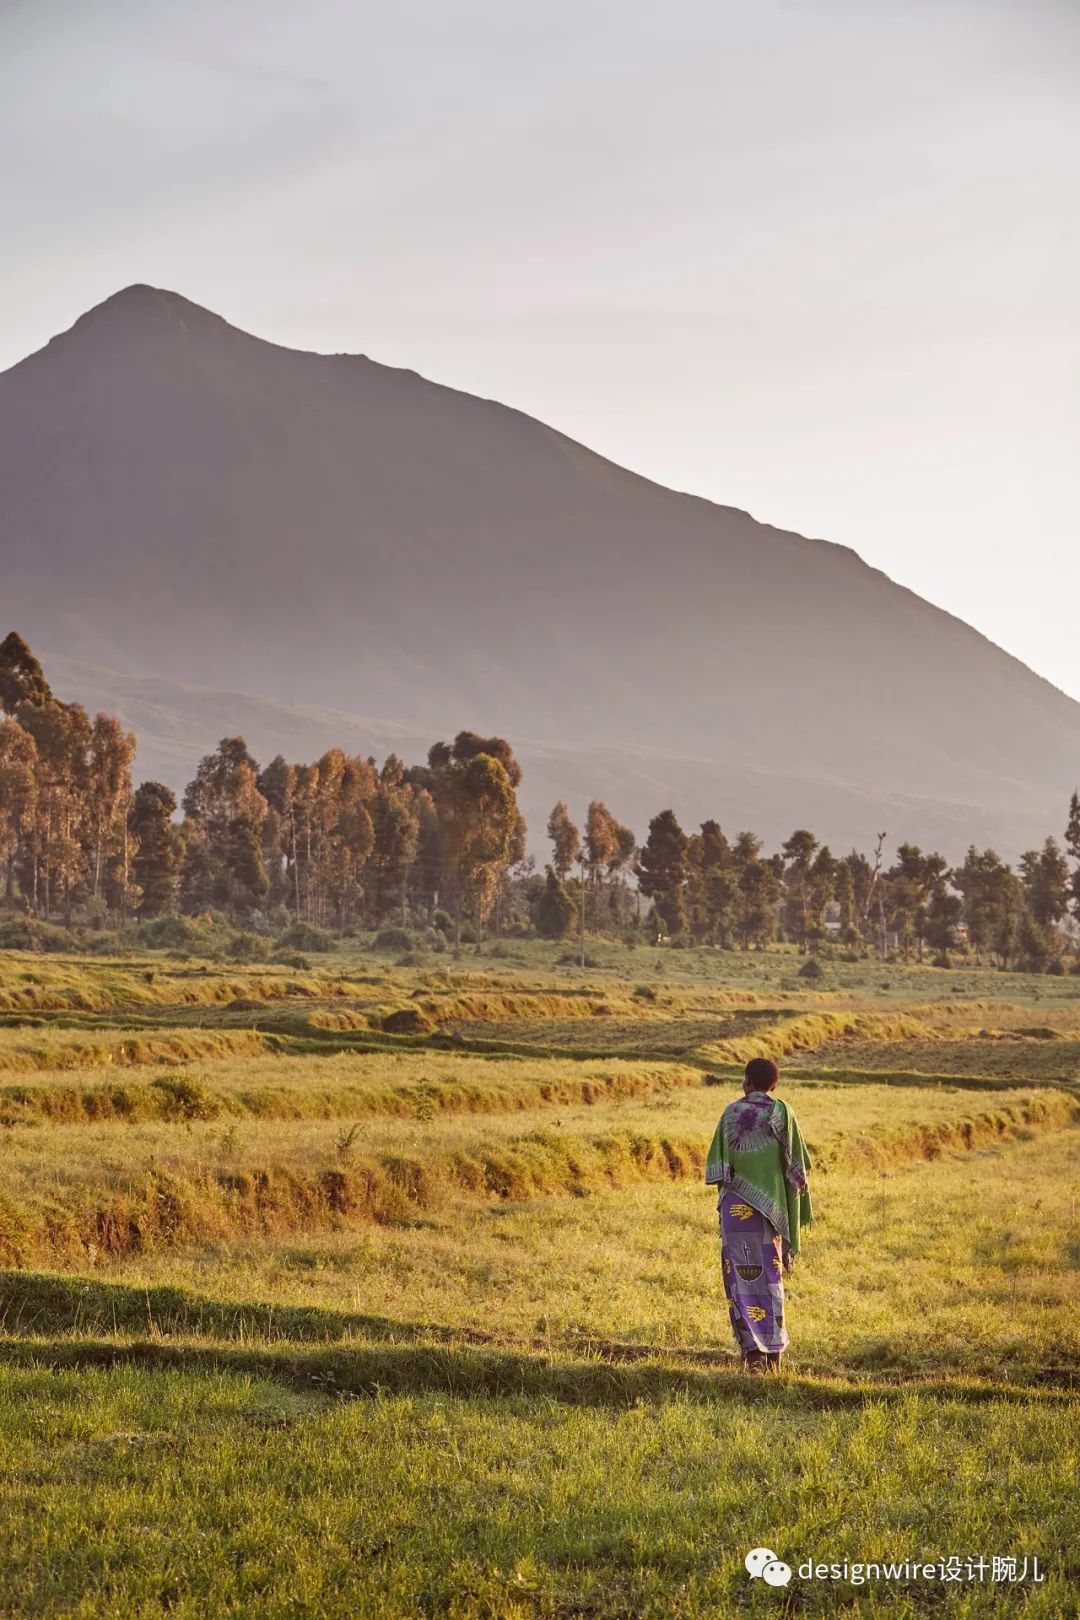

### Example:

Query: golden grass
xmin=0 ymin=953 xmax=375 ymax=1014
xmin=10 ymin=1117 xmax=1077 ymax=1385
xmin=696 ymin=1008 xmax=933 ymax=1066
xmin=0 ymin=1050 xmax=703 ymax=1126
xmin=0 ymin=1079 xmax=1070 ymax=1267
xmin=0 ymin=1027 xmax=267 ymax=1077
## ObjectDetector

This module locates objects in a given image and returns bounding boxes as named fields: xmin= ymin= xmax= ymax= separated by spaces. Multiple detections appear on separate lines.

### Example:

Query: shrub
xmin=138 ymin=915 xmax=201 ymax=950
xmin=272 ymin=950 xmax=312 ymax=970
xmin=382 ymin=1007 xmax=434 ymax=1035
xmin=373 ymin=927 xmax=417 ymax=952
xmin=149 ymin=1074 xmax=221 ymax=1121
xmin=0 ymin=918 xmax=79 ymax=953
xmin=225 ymin=931 xmax=271 ymax=962
xmin=533 ymin=869 xmax=575 ymax=941
xmin=502 ymin=919 xmax=534 ymax=939
xmin=1047 ymin=956 xmax=1065 ymax=976
xmin=798 ymin=958 xmax=825 ymax=980
xmin=432 ymin=910 xmax=454 ymax=938
xmin=275 ymin=922 xmax=336 ymax=954
xmin=632 ymin=983 xmax=658 ymax=1001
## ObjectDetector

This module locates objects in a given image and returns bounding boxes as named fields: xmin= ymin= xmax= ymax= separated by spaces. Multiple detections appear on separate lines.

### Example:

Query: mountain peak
xmin=3 ymin=283 xmax=1079 ymax=859
xmin=70 ymin=284 xmax=225 ymax=337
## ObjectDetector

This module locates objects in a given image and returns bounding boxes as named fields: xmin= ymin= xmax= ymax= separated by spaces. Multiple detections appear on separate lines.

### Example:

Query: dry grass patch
xmin=0 ymin=1081 xmax=1070 ymax=1266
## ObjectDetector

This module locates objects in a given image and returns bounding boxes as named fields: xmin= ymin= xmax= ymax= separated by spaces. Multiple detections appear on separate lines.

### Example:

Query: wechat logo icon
xmin=745 ymin=1547 xmax=793 ymax=1587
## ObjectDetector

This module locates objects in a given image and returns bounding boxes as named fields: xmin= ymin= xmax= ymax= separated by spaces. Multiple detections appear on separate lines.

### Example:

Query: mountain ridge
xmin=3 ymin=285 xmax=1077 ymax=858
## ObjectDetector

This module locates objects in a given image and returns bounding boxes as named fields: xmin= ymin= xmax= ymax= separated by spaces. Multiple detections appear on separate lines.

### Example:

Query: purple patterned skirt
xmin=719 ymin=1193 xmax=788 ymax=1357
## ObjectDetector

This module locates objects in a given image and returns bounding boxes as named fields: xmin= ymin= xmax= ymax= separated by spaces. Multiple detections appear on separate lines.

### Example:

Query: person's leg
xmin=720 ymin=1196 xmax=789 ymax=1364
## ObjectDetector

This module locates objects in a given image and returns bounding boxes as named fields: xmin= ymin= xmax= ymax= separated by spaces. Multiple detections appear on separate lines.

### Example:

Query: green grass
xmin=0 ymin=1365 xmax=1076 ymax=1617
xmin=2 ymin=944 xmax=1080 ymax=1615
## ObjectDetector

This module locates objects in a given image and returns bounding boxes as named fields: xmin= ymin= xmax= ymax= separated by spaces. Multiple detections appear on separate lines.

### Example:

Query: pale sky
xmin=4 ymin=0 xmax=1078 ymax=695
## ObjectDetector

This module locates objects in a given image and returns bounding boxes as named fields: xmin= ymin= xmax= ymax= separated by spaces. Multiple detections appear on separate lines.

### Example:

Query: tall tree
xmin=1019 ymin=837 xmax=1070 ymax=930
xmin=86 ymin=714 xmax=137 ymax=904
xmin=181 ymin=738 xmax=269 ymax=915
xmin=696 ymin=820 xmax=735 ymax=946
xmin=258 ymin=755 xmax=297 ymax=912
xmin=925 ymin=879 xmax=963 ymax=960
xmin=953 ymin=847 xmax=1017 ymax=965
xmin=17 ymin=699 xmax=92 ymax=920
xmin=533 ymin=866 xmax=575 ymax=940
xmin=886 ymin=844 xmax=948 ymax=960
xmin=635 ymin=810 xmax=689 ymax=937
xmin=0 ymin=632 xmax=52 ymax=714
xmin=731 ymin=831 xmax=781 ymax=951
xmin=806 ymin=845 xmax=839 ymax=951
xmin=129 ymin=782 xmax=180 ymax=917
xmin=429 ymin=737 xmax=523 ymax=941
xmin=370 ymin=757 xmax=418 ymax=926
xmin=781 ymin=830 xmax=819 ymax=952
xmin=1066 ymin=792 xmax=1080 ymax=938
xmin=0 ymin=718 xmax=38 ymax=903
xmin=546 ymin=802 xmax=581 ymax=880
xmin=584 ymin=802 xmax=619 ymax=889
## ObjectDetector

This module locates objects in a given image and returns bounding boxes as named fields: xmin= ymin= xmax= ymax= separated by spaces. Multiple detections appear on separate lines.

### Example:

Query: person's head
xmin=743 ymin=1057 xmax=779 ymax=1094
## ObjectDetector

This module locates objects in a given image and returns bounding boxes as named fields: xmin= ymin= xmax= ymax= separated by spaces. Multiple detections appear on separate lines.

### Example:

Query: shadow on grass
xmin=0 ymin=1270 xmax=445 ymax=1348
xmin=0 ymin=1334 xmax=1074 ymax=1410
xmin=2 ymin=1271 xmax=1077 ymax=1408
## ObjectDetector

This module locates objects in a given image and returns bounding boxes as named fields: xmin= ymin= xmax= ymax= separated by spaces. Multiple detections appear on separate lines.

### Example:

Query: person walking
xmin=705 ymin=1057 xmax=812 ymax=1373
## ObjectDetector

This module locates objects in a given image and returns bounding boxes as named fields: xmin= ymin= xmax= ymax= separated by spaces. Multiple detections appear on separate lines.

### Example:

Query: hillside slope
xmin=2 ymin=285 xmax=1076 ymax=853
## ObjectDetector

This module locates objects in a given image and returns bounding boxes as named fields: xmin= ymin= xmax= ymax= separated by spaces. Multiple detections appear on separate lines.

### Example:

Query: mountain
xmin=2 ymin=283 xmax=1077 ymax=857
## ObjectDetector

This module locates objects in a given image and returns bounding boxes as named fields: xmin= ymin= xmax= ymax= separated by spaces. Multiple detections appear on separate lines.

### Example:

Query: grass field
xmin=2 ymin=942 xmax=1079 ymax=1616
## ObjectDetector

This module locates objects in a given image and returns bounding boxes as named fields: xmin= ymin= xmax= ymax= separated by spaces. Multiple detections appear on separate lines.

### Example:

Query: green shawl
xmin=705 ymin=1092 xmax=813 ymax=1254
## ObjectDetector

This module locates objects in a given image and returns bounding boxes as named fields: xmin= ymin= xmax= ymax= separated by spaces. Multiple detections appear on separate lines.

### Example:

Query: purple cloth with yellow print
xmin=720 ymin=1192 xmax=788 ymax=1357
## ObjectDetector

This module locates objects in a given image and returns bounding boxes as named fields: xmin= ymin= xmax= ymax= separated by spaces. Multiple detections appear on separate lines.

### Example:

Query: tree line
xmin=543 ymin=805 xmax=1080 ymax=971
xmin=3 ymin=629 xmax=1080 ymax=969
xmin=0 ymin=634 xmax=523 ymax=940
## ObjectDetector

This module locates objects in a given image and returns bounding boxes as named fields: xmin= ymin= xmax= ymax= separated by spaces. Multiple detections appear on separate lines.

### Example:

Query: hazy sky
xmin=4 ymin=0 xmax=1078 ymax=695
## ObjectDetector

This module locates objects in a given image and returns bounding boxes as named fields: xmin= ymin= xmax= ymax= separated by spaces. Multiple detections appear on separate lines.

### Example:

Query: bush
xmin=632 ymin=983 xmax=658 ymax=1001
xmin=138 ymin=915 xmax=202 ymax=951
xmin=225 ymin=931 xmax=271 ymax=963
xmin=0 ymin=918 xmax=79 ymax=953
xmin=432 ymin=910 xmax=454 ymax=938
xmin=272 ymin=951 xmax=311 ymax=971
xmin=275 ymin=922 xmax=336 ymax=954
xmin=502 ymin=919 xmax=534 ymax=939
xmin=1047 ymin=956 xmax=1065 ymax=976
xmin=459 ymin=924 xmax=482 ymax=945
xmin=373 ymin=927 xmax=417 ymax=953
xmin=382 ymin=1007 xmax=434 ymax=1035
xmin=149 ymin=1073 xmax=221 ymax=1121
xmin=798 ymin=958 xmax=825 ymax=980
